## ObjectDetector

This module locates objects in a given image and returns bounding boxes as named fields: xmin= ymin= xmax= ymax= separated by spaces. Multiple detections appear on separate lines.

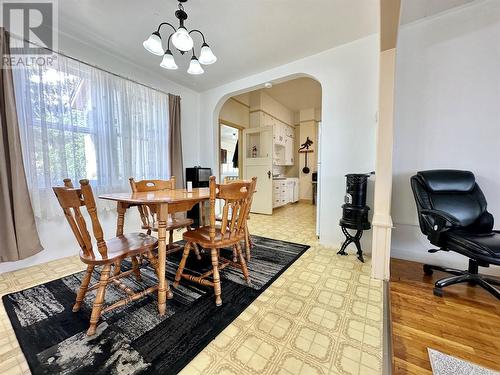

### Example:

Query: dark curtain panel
xmin=232 ymin=140 xmax=239 ymax=168
xmin=0 ymin=27 xmax=43 ymax=261
xmin=168 ymin=94 xmax=184 ymax=189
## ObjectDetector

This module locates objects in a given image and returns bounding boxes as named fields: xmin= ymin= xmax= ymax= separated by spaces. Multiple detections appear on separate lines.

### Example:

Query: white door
xmin=243 ymin=126 xmax=273 ymax=215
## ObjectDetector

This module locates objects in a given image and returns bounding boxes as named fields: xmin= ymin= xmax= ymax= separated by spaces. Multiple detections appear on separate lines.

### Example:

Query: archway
xmin=212 ymin=75 xmax=323 ymax=238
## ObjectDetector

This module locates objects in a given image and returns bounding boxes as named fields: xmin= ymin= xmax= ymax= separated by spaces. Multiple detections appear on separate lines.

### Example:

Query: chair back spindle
xmin=208 ymin=176 xmax=256 ymax=243
xmin=53 ymin=179 xmax=108 ymax=259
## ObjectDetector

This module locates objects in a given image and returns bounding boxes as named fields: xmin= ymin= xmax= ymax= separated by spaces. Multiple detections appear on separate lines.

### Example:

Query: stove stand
xmin=338 ymin=173 xmax=372 ymax=263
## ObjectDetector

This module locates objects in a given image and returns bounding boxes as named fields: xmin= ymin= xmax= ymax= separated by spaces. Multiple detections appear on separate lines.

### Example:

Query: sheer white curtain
xmin=13 ymin=53 xmax=170 ymax=219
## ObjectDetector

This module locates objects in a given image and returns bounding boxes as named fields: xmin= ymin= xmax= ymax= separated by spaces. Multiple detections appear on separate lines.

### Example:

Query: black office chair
xmin=411 ymin=170 xmax=500 ymax=299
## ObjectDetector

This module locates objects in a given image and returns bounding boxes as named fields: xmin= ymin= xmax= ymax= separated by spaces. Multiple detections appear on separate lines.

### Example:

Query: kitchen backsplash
xmin=273 ymin=166 xmax=285 ymax=176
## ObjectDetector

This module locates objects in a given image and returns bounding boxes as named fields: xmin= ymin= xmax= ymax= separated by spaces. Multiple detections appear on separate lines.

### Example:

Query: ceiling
xmin=57 ymin=0 xmax=478 ymax=92
xmin=400 ymin=0 xmax=475 ymax=24
xmin=264 ymin=78 xmax=322 ymax=112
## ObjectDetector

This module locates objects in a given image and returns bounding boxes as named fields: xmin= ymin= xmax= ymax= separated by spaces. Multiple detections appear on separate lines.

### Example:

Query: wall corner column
xmin=371 ymin=0 xmax=400 ymax=280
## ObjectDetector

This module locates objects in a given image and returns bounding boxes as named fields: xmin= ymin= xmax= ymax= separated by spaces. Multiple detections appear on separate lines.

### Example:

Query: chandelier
xmin=143 ymin=0 xmax=217 ymax=75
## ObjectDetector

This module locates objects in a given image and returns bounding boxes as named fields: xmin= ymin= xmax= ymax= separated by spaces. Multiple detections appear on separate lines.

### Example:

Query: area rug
xmin=428 ymin=348 xmax=500 ymax=375
xmin=2 ymin=236 xmax=309 ymax=375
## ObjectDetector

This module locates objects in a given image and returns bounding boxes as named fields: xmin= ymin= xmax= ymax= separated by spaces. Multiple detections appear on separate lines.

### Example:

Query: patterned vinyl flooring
xmin=0 ymin=202 xmax=383 ymax=375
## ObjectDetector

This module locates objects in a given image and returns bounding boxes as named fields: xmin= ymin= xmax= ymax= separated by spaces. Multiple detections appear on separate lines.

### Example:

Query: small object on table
xmin=337 ymin=173 xmax=371 ymax=262
xmin=187 ymin=181 xmax=193 ymax=193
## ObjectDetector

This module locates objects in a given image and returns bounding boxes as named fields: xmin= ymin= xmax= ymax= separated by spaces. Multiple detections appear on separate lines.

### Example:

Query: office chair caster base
xmin=433 ymin=287 xmax=444 ymax=297
xmin=423 ymin=264 xmax=434 ymax=275
xmin=426 ymin=261 xmax=500 ymax=300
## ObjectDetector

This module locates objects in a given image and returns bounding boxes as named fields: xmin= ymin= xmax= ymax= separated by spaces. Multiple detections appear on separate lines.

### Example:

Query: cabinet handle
xmin=267 ymin=170 xmax=271 ymax=179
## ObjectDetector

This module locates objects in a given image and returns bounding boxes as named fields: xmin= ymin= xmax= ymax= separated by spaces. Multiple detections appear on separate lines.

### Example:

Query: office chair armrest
xmin=420 ymin=209 xmax=461 ymax=227
xmin=420 ymin=209 xmax=461 ymax=245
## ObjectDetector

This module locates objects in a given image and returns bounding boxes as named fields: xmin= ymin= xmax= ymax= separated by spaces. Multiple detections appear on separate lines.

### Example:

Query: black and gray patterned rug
xmin=2 ymin=236 xmax=309 ymax=375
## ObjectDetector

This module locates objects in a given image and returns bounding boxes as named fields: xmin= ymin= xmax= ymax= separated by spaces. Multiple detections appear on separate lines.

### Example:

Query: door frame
xmin=218 ymin=119 xmax=244 ymax=182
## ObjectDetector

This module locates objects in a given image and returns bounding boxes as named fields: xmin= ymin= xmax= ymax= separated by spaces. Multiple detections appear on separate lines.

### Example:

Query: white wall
xmin=258 ymin=91 xmax=295 ymax=125
xmin=219 ymin=98 xmax=250 ymax=128
xmin=199 ymin=35 xmax=379 ymax=249
xmin=0 ymin=32 xmax=201 ymax=274
xmin=392 ymin=0 xmax=500 ymax=275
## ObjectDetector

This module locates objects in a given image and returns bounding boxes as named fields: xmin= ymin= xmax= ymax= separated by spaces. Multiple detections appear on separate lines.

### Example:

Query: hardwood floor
xmin=390 ymin=258 xmax=500 ymax=375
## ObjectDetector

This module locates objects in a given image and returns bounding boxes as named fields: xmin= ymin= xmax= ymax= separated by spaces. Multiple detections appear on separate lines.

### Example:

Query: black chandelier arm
xmin=156 ymin=22 xmax=177 ymax=35
xmin=188 ymin=29 xmax=207 ymax=44
xmin=166 ymin=34 xmax=174 ymax=51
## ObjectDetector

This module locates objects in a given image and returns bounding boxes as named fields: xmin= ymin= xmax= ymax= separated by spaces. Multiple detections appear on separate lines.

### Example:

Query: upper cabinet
xmin=273 ymin=122 xmax=295 ymax=166
xmin=249 ymin=91 xmax=296 ymax=167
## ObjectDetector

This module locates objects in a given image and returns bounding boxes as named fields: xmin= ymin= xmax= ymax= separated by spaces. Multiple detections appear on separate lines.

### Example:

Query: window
xmin=13 ymin=54 xmax=170 ymax=219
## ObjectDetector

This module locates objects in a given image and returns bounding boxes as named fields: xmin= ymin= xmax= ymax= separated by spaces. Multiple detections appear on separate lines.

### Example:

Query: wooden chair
xmin=174 ymin=176 xmax=257 ymax=306
xmin=218 ymin=176 xmax=257 ymax=260
xmin=129 ymin=177 xmax=199 ymax=258
xmin=53 ymin=179 xmax=165 ymax=336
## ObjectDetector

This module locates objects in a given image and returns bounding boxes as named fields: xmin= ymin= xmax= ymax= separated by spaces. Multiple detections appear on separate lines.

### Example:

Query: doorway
xmin=216 ymin=77 xmax=322 ymax=236
xmin=219 ymin=122 xmax=242 ymax=182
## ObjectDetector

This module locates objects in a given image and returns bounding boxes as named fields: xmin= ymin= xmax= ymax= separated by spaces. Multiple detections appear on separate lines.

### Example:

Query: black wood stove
xmin=337 ymin=173 xmax=371 ymax=262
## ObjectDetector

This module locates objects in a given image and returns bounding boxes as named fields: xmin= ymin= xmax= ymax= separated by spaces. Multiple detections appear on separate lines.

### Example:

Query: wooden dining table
xmin=99 ymin=188 xmax=210 ymax=315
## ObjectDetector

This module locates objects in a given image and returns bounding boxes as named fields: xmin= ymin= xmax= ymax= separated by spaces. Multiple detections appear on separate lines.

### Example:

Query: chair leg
xmin=131 ymin=256 xmax=142 ymax=282
xmin=484 ymin=277 xmax=500 ymax=286
xmin=87 ymin=264 xmax=111 ymax=336
xmin=73 ymin=265 xmax=94 ymax=312
xmin=145 ymin=251 xmax=172 ymax=299
xmin=192 ymin=243 xmax=202 ymax=260
xmin=168 ymin=230 xmax=174 ymax=248
xmin=211 ymin=247 xmax=222 ymax=306
xmin=174 ymin=242 xmax=192 ymax=288
xmin=477 ymin=279 xmax=500 ymax=299
xmin=113 ymin=261 xmax=121 ymax=276
xmin=435 ymin=274 xmax=471 ymax=289
xmin=232 ymin=245 xmax=238 ymax=263
xmin=236 ymin=242 xmax=252 ymax=286
xmin=423 ymin=264 xmax=464 ymax=277
xmin=244 ymin=225 xmax=251 ymax=261
xmin=146 ymin=251 xmax=159 ymax=277
xmin=434 ymin=274 xmax=472 ymax=296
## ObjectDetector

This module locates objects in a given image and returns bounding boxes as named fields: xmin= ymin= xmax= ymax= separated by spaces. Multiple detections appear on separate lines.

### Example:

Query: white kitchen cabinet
xmin=273 ymin=123 xmax=295 ymax=166
xmin=273 ymin=178 xmax=299 ymax=208
xmin=274 ymin=122 xmax=285 ymax=146
xmin=285 ymin=134 xmax=294 ymax=166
